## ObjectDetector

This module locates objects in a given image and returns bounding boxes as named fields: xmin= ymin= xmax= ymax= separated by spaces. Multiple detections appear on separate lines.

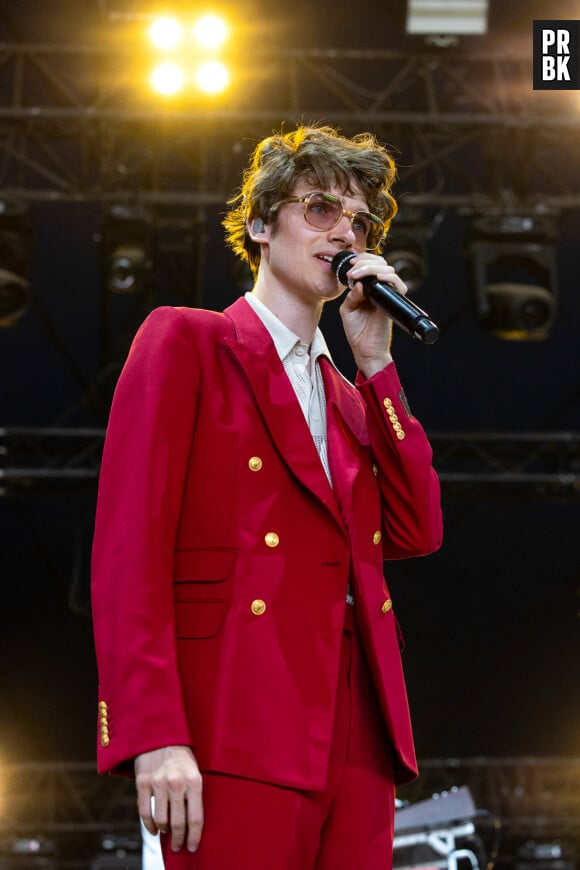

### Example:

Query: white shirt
xmin=244 ymin=293 xmax=355 ymax=606
xmin=245 ymin=292 xmax=333 ymax=486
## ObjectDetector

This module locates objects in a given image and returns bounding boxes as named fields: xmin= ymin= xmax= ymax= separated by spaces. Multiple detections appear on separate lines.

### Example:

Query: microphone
xmin=332 ymin=251 xmax=440 ymax=345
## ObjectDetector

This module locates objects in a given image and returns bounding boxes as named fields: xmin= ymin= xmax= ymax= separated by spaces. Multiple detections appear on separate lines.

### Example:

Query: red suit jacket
xmin=91 ymin=297 xmax=442 ymax=788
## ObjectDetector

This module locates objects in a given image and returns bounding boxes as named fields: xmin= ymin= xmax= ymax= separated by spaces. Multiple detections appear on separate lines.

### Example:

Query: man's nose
xmin=330 ymin=214 xmax=356 ymax=244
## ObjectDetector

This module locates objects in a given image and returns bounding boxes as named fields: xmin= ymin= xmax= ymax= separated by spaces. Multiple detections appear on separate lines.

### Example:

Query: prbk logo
xmin=533 ymin=21 xmax=580 ymax=89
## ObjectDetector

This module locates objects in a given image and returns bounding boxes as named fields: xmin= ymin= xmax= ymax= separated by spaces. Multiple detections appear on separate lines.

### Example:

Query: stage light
xmin=406 ymin=0 xmax=488 ymax=35
xmin=469 ymin=213 xmax=558 ymax=340
xmin=194 ymin=15 xmax=227 ymax=49
xmin=0 ymin=270 xmax=30 ymax=327
xmin=149 ymin=16 xmax=182 ymax=50
xmin=0 ymin=203 xmax=31 ymax=327
xmin=103 ymin=206 xmax=152 ymax=295
xmin=383 ymin=207 xmax=429 ymax=293
xmin=196 ymin=61 xmax=228 ymax=94
xmin=106 ymin=245 xmax=149 ymax=294
xmin=151 ymin=62 xmax=185 ymax=95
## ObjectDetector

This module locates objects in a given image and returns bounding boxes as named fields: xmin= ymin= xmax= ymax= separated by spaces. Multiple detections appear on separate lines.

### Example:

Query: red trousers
xmin=162 ymin=607 xmax=396 ymax=869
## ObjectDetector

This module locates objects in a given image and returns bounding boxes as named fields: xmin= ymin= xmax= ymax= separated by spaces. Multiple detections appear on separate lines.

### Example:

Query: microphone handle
xmin=363 ymin=277 xmax=440 ymax=345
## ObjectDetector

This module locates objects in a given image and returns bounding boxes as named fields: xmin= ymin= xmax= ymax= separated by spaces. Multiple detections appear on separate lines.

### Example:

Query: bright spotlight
xmin=197 ymin=61 xmax=229 ymax=94
xmin=194 ymin=15 xmax=227 ymax=49
xmin=151 ymin=62 xmax=185 ymax=96
xmin=149 ymin=16 xmax=182 ymax=50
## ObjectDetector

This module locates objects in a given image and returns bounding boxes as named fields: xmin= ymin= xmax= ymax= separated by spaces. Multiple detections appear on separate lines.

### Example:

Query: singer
xmin=91 ymin=125 xmax=443 ymax=869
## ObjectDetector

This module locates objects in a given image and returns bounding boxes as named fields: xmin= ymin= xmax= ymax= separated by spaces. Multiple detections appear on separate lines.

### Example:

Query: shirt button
xmin=295 ymin=345 xmax=306 ymax=356
xmin=248 ymin=456 xmax=263 ymax=472
xmin=265 ymin=532 xmax=280 ymax=548
xmin=251 ymin=599 xmax=267 ymax=616
xmin=381 ymin=599 xmax=392 ymax=614
xmin=373 ymin=531 xmax=382 ymax=545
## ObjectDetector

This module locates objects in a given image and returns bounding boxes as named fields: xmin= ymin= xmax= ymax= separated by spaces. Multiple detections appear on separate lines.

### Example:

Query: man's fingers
xmin=136 ymin=785 xmax=159 ymax=836
xmin=186 ymin=783 xmax=204 ymax=852
xmin=134 ymin=747 xmax=203 ymax=852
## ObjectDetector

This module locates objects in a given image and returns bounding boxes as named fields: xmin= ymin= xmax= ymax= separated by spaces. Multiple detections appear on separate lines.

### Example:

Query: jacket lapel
xmin=224 ymin=298 xmax=344 ymax=526
xmin=320 ymin=358 xmax=367 ymax=520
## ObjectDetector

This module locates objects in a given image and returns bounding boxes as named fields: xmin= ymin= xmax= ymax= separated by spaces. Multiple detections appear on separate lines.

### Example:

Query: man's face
xmin=258 ymin=177 xmax=371 ymax=309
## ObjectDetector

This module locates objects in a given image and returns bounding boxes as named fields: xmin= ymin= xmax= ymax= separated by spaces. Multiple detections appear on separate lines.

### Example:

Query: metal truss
xmin=1 ymin=427 xmax=579 ymax=497
xmin=398 ymin=756 xmax=580 ymax=842
xmin=1 ymin=758 xmax=578 ymax=847
xmin=430 ymin=431 xmax=580 ymax=498
xmin=1 ymin=42 xmax=579 ymax=501
xmin=0 ymin=42 xmax=579 ymax=210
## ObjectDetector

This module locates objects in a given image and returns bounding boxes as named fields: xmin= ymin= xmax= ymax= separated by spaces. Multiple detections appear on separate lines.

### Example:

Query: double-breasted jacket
xmin=91 ymin=297 xmax=442 ymax=788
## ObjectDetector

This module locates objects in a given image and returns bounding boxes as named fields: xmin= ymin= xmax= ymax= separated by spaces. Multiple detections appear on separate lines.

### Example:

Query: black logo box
xmin=533 ymin=20 xmax=580 ymax=89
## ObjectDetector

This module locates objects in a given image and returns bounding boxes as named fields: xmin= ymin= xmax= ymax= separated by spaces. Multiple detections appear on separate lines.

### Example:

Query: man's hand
xmin=135 ymin=745 xmax=203 ymax=853
xmin=339 ymin=253 xmax=408 ymax=378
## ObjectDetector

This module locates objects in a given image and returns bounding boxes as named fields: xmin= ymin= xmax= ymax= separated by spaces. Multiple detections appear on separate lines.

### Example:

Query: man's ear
xmin=247 ymin=217 xmax=269 ymax=242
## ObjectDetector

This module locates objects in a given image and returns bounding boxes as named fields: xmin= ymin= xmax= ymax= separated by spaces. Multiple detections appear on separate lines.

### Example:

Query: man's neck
xmin=250 ymin=281 xmax=322 ymax=347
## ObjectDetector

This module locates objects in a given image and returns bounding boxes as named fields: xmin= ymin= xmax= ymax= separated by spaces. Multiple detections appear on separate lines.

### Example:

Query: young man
xmin=91 ymin=125 xmax=443 ymax=869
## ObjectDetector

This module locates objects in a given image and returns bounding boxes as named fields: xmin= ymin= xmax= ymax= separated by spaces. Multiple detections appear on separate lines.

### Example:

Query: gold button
xmin=383 ymin=398 xmax=393 ymax=408
xmin=248 ymin=456 xmax=263 ymax=472
xmin=101 ymin=734 xmax=110 ymax=747
xmin=265 ymin=532 xmax=279 ymax=548
xmin=372 ymin=463 xmax=378 ymax=477
xmin=393 ymin=422 xmax=402 ymax=431
xmin=388 ymin=411 xmax=399 ymax=423
xmin=251 ymin=599 xmax=266 ymax=616
xmin=373 ymin=531 xmax=382 ymax=545
xmin=396 ymin=431 xmax=406 ymax=441
xmin=381 ymin=599 xmax=392 ymax=614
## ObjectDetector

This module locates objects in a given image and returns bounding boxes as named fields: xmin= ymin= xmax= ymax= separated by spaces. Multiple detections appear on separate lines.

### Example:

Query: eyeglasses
xmin=271 ymin=191 xmax=384 ymax=251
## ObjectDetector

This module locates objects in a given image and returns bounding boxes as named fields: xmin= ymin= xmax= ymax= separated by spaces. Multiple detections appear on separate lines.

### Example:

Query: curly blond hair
xmin=223 ymin=125 xmax=398 ymax=275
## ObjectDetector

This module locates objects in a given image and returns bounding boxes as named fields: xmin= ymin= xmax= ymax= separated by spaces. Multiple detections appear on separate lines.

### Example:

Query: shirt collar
xmin=245 ymin=292 xmax=334 ymax=367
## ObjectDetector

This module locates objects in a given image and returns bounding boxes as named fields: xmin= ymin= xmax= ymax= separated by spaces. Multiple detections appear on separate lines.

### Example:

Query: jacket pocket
xmin=174 ymin=548 xmax=233 ymax=639
xmin=175 ymin=599 xmax=227 ymax=639
xmin=174 ymin=547 xmax=235 ymax=586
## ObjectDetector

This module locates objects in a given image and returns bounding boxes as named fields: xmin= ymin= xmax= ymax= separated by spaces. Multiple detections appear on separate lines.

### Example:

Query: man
xmin=91 ymin=125 xmax=443 ymax=869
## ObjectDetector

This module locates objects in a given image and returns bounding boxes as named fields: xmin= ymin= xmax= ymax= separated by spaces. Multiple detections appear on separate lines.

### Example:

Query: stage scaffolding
xmin=0 ymin=758 xmax=579 ymax=866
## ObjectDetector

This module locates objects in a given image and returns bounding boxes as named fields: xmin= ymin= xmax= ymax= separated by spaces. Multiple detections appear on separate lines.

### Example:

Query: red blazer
xmin=91 ymin=298 xmax=442 ymax=788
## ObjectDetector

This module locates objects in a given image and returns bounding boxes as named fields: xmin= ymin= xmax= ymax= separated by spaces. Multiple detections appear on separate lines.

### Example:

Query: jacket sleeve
xmin=356 ymin=362 xmax=443 ymax=560
xmin=91 ymin=306 xmax=200 ymax=774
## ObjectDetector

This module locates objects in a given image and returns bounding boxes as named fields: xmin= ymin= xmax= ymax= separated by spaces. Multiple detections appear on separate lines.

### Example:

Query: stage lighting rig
xmin=148 ymin=11 xmax=230 ymax=98
xmin=469 ymin=212 xmax=558 ymax=341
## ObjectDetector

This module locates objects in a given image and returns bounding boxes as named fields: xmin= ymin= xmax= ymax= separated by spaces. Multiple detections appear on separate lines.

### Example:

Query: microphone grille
xmin=331 ymin=251 xmax=356 ymax=285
